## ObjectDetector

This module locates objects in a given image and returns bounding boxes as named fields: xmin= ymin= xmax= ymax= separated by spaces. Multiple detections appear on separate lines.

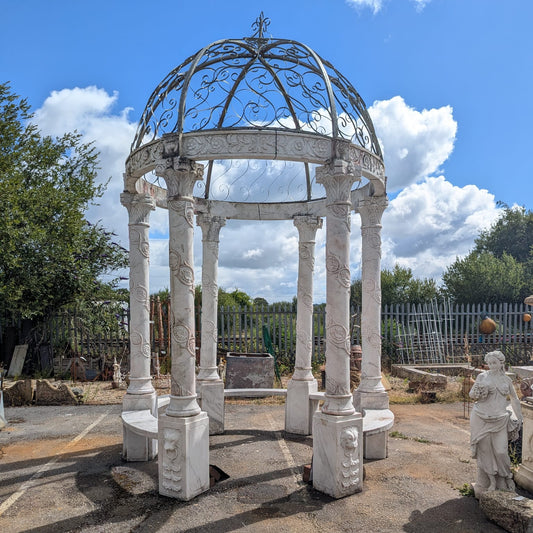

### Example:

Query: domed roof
xmin=131 ymin=13 xmax=382 ymax=160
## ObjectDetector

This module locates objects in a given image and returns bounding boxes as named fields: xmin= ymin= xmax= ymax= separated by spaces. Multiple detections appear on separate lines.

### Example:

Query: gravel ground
xmin=0 ymin=400 xmax=514 ymax=533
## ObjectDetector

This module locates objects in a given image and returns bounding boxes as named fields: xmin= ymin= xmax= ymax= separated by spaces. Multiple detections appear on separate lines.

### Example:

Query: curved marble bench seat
xmin=121 ymin=409 xmax=158 ymax=440
xmin=126 ymin=391 xmax=394 ymax=460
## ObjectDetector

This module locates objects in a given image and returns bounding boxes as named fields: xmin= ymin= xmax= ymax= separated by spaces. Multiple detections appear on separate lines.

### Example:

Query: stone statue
xmin=470 ymin=350 xmax=523 ymax=496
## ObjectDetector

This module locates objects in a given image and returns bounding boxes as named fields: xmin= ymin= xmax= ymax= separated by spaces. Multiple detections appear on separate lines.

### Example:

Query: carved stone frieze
xmin=340 ymin=426 xmax=361 ymax=488
xmin=125 ymin=131 xmax=385 ymax=196
xmin=162 ymin=428 xmax=183 ymax=494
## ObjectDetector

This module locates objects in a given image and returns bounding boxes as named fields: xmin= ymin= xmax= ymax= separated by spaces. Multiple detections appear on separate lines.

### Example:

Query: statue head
xmin=485 ymin=350 xmax=505 ymax=371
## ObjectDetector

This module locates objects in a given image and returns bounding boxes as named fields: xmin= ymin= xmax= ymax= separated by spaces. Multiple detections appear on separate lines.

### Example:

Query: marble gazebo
xmin=120 ymin=14 xmax=392 ymax=500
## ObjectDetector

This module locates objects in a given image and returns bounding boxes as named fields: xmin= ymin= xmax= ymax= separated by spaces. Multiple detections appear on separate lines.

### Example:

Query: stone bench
xmin=121 ymin=409 xmax=158 ymax=440
xmin=125 ymin=390 xmax=393 ymax=460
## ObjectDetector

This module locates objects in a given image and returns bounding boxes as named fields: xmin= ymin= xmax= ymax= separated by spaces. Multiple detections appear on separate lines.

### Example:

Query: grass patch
xmin=457 ymin=483 xmax=475 ymax=497
xmin=390 ymin=429 xmax=433 ymax=444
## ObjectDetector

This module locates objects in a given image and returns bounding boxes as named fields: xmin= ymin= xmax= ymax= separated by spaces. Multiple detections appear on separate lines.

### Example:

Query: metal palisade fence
xmin=2 ymin=300 xmax=532 ymax=375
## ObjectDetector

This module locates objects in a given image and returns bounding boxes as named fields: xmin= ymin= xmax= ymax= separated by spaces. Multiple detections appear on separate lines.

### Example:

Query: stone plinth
xmin=225 ymin=353 xmax=274 ymax=389
xmin=198 ymin=379 xmax=225 ymax=435
xmin=312 ymin=411 xmax=363 ymax=498
xmin=158 ymin=411 xmax=210 ymax=500
xmin=285 ymin=379 xmax=318 ymax=435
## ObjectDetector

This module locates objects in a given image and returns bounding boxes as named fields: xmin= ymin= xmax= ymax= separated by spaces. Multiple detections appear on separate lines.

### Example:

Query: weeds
xmin=457 ymin=483 xmax=475 ymax=497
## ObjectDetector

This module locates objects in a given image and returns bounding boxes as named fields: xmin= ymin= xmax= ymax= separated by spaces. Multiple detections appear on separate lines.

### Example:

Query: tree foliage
xmin=0 ymin=83 xmax=128 ymax=319
xmin=442 ymin=252 xmax=525 ymax=304
xmin=442 ymin=206 xmax=532 ymax=303
xmin=351 ymin=265 xmax=440 ymax=308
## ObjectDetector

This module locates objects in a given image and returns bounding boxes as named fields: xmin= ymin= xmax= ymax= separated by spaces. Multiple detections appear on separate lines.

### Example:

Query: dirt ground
xmin=0 ymin=399 xmax=511 ymax=533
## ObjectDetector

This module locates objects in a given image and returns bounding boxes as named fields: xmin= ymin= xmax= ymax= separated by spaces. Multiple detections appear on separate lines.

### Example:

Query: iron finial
xmin=250 ymin=12 xmax=270 ymax=41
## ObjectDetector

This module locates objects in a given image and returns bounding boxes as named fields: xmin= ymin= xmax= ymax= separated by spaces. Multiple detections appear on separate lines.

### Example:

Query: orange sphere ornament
xmin=479 ymin=316 xmax=497 ymax=335
xmin=524 ymin=313 xmax=532 ymax=323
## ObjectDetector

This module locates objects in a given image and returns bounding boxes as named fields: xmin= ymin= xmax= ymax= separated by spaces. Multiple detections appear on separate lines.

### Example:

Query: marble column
xmin=285 ymin=215 xmax=322 ymax=435
xmin=156 ymin=157 xmax=209 ymax=501
xmin=353 ymin=196 xmax=389 ymax=412
xmin=120 ymin=191 xmax=157 ymax=461
xmin=197 ymin=213 xmax=226 ymax=435
xmin=312 ymin=159 xmax=363 ymax=499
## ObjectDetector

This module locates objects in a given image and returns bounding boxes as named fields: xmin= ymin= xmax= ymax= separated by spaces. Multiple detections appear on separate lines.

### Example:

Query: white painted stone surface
xmin=158 ymin=412 xmax=210 ymax=500
xmin=312 ymin=411 xmax=363 ymax=498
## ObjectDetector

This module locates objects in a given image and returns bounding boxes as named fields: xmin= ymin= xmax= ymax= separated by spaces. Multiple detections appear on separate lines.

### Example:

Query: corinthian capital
xmin=315 ymin=159 xmax=362 ymax=204
xmin=293 ymin=216 xmax=323 ymax=243
xmin=155 ymin=157 xmax=204 ymax=198
xmin=120 ymin=192 xmax=155 ymax=226
xmin=357 ymin=195 xmax=388 ymax=227
xmin=197 ymin=214 xmax=227 ymax=243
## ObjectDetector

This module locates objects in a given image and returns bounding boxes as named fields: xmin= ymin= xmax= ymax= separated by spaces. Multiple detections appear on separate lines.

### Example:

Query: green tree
xmin=351 ymin=265 xmax=440 ymax=307
xmin=0 ymin=83 xmax=128 ymax=319
xmin=442 ymin=252 xmax=525 ymax=304
xmin=475 ymin=205 xmax=533 ymax=264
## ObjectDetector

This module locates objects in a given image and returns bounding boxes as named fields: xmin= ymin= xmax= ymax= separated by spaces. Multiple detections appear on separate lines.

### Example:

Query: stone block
xmin=225 ymin=353 xmax=274 ymax=389
xmin=35 ymin=380 xmax=78 ymax=405
xmin=480 ymin=490 xmax=533 ymax=533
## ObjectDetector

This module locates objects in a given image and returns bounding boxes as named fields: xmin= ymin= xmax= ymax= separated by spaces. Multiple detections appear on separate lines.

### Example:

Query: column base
xmin=166 ymin=394 xmax=202 ymax=417
xmin=158 ymin=411 xmax=210 ymax=500
xmin=312 ymin=411 xmax=363 ymax=498
xmin=122 ymin=391 xmax=157 ymax=461
xmin=353 ymin=390 xmax=389 ymax=411
xmin=285 ymin=378 xmax=318 ymax=435
xmin=127 ymin=377 xmax=155 ymax=396
xmin=197 ymin=379 xmax=225 ymax=435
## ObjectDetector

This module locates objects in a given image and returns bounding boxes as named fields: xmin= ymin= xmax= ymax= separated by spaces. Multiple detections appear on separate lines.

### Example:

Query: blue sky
xmin=1 ymin=0 xmax=531 ymax=301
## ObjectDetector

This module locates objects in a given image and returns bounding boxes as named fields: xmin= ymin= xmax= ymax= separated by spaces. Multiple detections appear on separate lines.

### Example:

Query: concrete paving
xmin=0 ymin=401 xmax=507 ymax=532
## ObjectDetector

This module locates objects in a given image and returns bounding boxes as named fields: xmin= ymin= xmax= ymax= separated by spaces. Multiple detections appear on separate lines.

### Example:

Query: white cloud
xmin=31 ymin=86 xmax=490 ymax=302
xmin=345 ymin=0 xmax=431 ymax=13
xmin=379 ymin=176 xmax=502 ymax=279
xmin=345 ymin=0 xmax=384 ymax=13
xmin=369 ymin=96 xmax=457 ymax=191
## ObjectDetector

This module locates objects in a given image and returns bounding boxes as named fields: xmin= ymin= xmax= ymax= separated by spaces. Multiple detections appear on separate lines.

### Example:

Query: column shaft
xmin=121 ymin=192 xmax=155 ymax=396
xmin=197 ymin=214 xmax=226 ymax=381
xmin=293 ymin=216 xmax=322 ymax=381
xmin=157 ymin=157 xmax=204 ymax=417
xmin=355 ymin=196 xmax=388 ymax=409
xmin=316 ymin=160 xmax=358 ymax=416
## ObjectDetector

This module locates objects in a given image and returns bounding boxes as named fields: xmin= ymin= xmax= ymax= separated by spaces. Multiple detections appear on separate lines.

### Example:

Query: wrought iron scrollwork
xmin=131 ymin=15 xmax=382 ymax=161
